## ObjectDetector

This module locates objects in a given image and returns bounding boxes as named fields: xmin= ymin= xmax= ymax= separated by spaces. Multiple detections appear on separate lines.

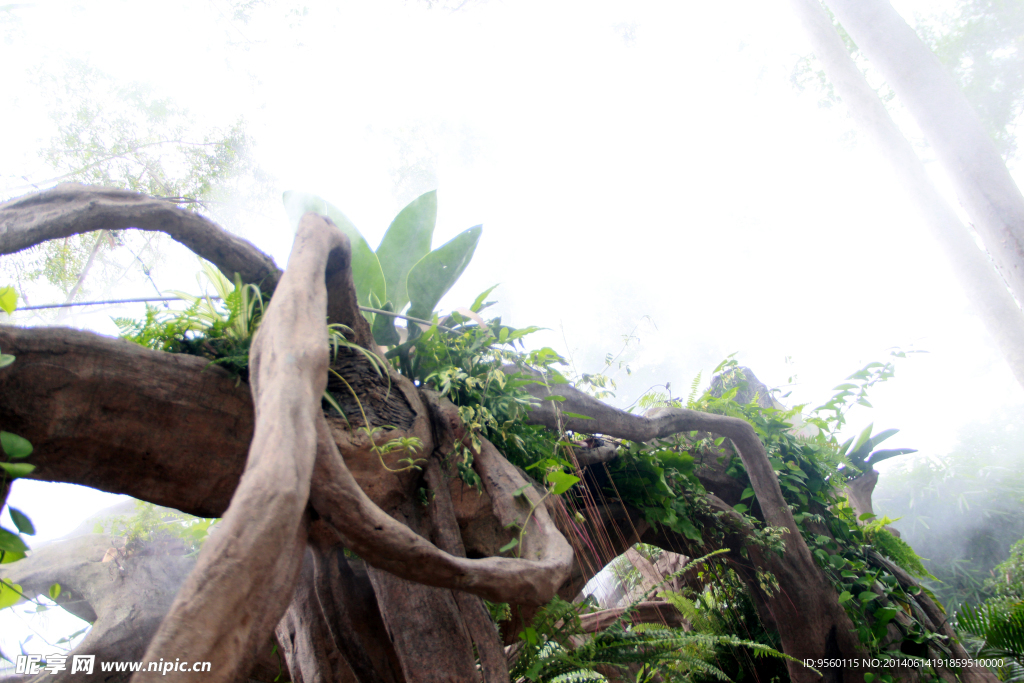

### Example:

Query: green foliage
xmin=863 ymin=520 xmax=933 ymax=580
xmin=988 ymin=538 xmax=1024 ymax=603
xmin=282 ymin=189 xmax=482 ymax=333
xmin=612 ymin=353 xmax=944 ymax=664
xmin=39 ymin=60 xmax=259 ymax=207
xmin=3 ymin=60 xmax=267 ymax=309
xmin=873 ymin=405 xmax=1024 ymax=612
xmin=511 ymin=554 xmax=803 ymax=683
xmin=0 ymin=309 xmax=56 ymax=611
xmin=92 ymin=500 xmax=217 ymax=556
xmin=115 ymin=261 xmax=266 ymax=381
xmin=955 ymin=538 xmax=1024 ymax=679
xmin=405 ymin=314 xmax=562 ymax=476
xmin=957 ymin=600 xmax=1024 ymax=674
xmin=927 ymin=0 xmax=1024 ymax=158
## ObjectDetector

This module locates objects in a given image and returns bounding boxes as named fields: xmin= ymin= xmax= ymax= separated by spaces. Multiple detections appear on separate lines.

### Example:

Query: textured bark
xmin=0 ymin=326 xmax=252 ymax=518
xmin=423 ymin=460 xmax=509 ymax=683
xmin=0 ymin=184 xmax=282 ymax=294
xmin=309 ymin=396 xmax=573 ymax=606
xmin=787 ymin=0 xmax=1024 ymax=388
xmin=136 ymin=212 xmax=344 ymax=682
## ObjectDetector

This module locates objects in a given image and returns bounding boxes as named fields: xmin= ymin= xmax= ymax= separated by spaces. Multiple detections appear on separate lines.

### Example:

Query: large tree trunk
xmin=787 ymin=0 xmax=1024 ymax=388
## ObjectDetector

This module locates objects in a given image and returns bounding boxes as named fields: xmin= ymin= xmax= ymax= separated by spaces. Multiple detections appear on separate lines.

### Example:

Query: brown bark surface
xmin=0 ymin=184 xmax=282 ymax=293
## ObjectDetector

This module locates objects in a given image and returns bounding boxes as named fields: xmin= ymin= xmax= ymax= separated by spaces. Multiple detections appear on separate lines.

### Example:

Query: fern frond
xmin=687 ymin=370 xmax=702 ymax=407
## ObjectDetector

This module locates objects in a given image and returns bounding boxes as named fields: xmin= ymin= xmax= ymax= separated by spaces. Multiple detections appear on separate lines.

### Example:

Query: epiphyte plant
xmin=283 ymin=190 xmax=482 ymax=346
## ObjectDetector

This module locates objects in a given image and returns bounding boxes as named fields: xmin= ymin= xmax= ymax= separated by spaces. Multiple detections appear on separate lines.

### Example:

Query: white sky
xmin=0 ymin=0 xmax=1022 ymax=646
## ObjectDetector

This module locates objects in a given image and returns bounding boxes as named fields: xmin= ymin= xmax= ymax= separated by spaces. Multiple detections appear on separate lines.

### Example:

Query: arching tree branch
xmin=0 ymin=183 xmax=282 ymax=293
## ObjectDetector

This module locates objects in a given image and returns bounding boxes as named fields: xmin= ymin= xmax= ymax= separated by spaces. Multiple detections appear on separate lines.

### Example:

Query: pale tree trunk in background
xmin=786 ymin=0 xmax=1024 ymax=390
xmin=826 ymin=0 xmax=1024 ymax=300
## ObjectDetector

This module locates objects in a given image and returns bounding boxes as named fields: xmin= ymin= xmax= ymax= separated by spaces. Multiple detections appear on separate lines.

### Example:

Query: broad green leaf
xmin=545 ymin=470 xmax=580 ymax=496
xmin=0 ymin=528 xmax=27 ymax=553
xmin=847 ymin=422 xmax=874 ymax=461
xmin=858 ymin=513 xmax=877 ymax=521
xmin=406 ymin=225 xmax=482 ymax=321
xmin=8 ymin=508 xmax=34 ymax=535
xmin=866 ymin=448 xmax=916 ymax=464
xmin=0 ymin=549 xmax=25 ymax=564
xmin=838 ymin=591 xmax=853 ymax=604
xmin=732 ymin=503 xmax=749 ymax=514
xmin=0 ymin=354 xmax=13 ymax=369
xmin=48 ymin=583 xmax=61 ymax=600
xmin=471 ymin=284 xmax=499 ymax=313
xmin=858 ymin=591 xmax=878 ymax=602
xmin=499 ymin=538 xmax=519 ymax=553
xmin=0 ymin=287 xmax=16 ymax=315
xmin=370 ymin=301 xmax=401 ymax=346
xmin=561 ymin=412 xmax=594 ymax=420
xmin=375 ymin=190 xmax=436 ymax=313
xmin=740 ymin=487 xmax=755 ymax=500
xmin=873 ymin=606 xmax=898 ymax=626
xmin=0 ymin=581 xmax=22 ymax=609
xmin=868 ymin=428 xmax=899 ymax=448
xmin=282 ymin=191 xmax=386 ymax=306
xmin=0 ymin=432 xmax=32 ymax=460
xmin=0 ymin=462 xmax=34 ymax=478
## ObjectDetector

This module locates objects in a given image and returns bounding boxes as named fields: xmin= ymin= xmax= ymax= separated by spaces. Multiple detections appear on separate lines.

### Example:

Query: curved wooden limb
xmin=309 ymin=412 xmax=573 ymax=605
xmin=0 ymin=325 xmax=253 ymax=519
xmin=134 ymin=213 xmax=344 ymax=683
xmin=523 ymin=382 xmax=795 ymax=537
xmin=0 ymin=184 xmax=282 ymax=293
xmin=578 ymin=602 xmax=688 ymax=634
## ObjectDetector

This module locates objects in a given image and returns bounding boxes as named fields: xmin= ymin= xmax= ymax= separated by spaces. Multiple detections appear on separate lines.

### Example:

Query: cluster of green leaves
xmin=283 ymin=189 xmax=481 ymax=330
xmin=2 ymin=60 xmax=267 ymax=312
xmin=949 ymin=539 xmax=1024 ymax=680
xmin=92 ymin=501 xmax=217 ymax=557
xmin=601 ymin=440 xmax=705 ymax=545
xmin=402 ymin=308 xmax=567 ymax=486
xmin=511 ymin=553 xmax=801 ymax=683
xmin=873 ymin=404 xmax=1024 ymax=613
xmin=595 ymin=354 xmax=944 ymax=674
xmin=115 ymin=261 xmax=266 ymax=381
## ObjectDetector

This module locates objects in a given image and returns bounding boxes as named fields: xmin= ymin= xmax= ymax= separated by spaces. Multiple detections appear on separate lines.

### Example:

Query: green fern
xmin=957 ymin=600 xmax=1024 ymax=667
xmin=864 ymin=519 xmax=934 ymax=579
xmin=686 ymin=370 xmax=702 ymax=407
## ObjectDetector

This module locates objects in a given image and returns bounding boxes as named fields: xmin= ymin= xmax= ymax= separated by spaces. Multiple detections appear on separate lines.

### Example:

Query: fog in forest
xmin=2 ymin=0 xmax=1024 ymax=674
